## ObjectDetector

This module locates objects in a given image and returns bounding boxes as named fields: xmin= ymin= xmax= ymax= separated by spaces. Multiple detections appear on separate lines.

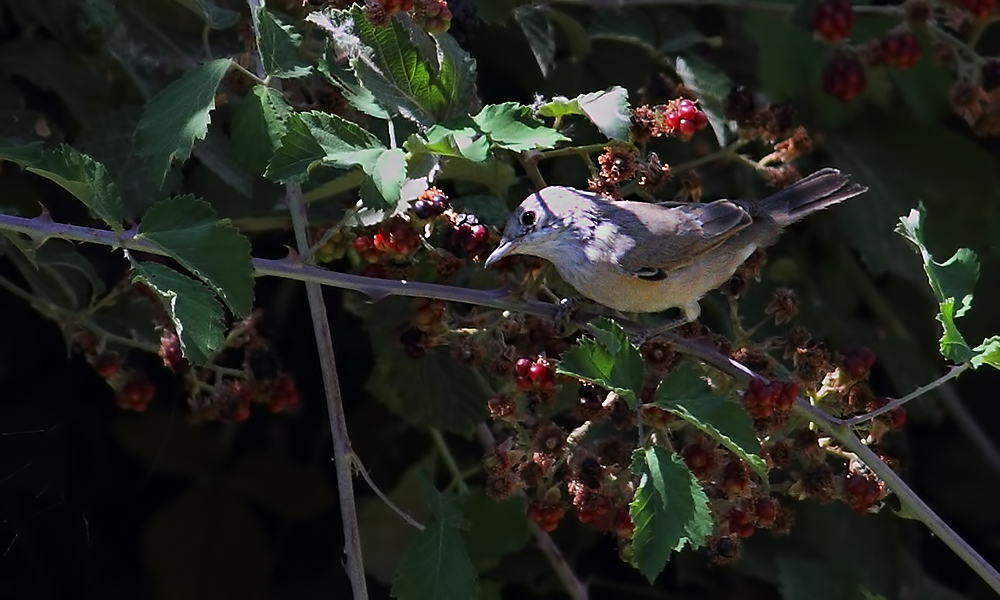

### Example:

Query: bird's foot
xmin=553 ymin=297 xmax=584 ymax=337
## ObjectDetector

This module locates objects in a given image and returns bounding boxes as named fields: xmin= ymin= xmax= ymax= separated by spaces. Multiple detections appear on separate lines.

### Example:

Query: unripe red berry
xmin=880 ymin=30 xmax=922 ymax=70
xmin=93 ymin=351 xmax=121 ymax=378
xmin=753 ymin=497 xmax=778 ymax=527
xmin=515 ymin=358 xmax=533 ymax=377
xmin=822 ymin=54 xmax=866 ymax=102
xmin=810 ymin=0 xmax=855 ymax=42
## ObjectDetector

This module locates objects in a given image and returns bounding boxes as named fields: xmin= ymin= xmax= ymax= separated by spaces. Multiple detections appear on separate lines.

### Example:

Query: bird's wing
xmin=607 ymin=199 xmax=753 ymax=277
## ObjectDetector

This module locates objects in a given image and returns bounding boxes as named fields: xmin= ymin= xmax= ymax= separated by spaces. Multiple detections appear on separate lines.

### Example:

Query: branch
xmin=664 ymin=333 xmax=1000 ymax=596
xmin=843 ymin=364 xmax=970 ymax=427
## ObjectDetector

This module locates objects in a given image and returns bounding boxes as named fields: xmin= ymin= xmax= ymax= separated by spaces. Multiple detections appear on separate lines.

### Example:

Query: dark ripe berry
xmin=982 ymin=60 xmax=1000 ymax=92
xmin=728 ymin=509 xmax=755 ymax=538
xmin=842 ymin=346 xmax=876 ymax=379
xmin=268 ymin=372 xmax=300 ymax=413
xmin=117 ymin=372 xmax=155 ymax=411
xmin=412 ymin=199 xmax=435 ymax=219
xmin=753 ymin=497 xmax=778 ymax=526
xmin=889 ymin=406 xmax=907 ymax=429
xmin=244 ymin=343 xmax=281 ymax=382
xmin=880 ymin=30 xmax=921 ymax=70
xmin=92 ymin=351 xmax=121 ymax=379
xmin=514 ymin=357 xmax=533 ymax=377
xmin=810 ymin=0 xmax=855 ymax=42
xmin=218 ymin=380 xmax=252 ymax=423
xmin=709 ymin=536 xmax=741 ymax=562
xmin=446 ymin=0 xmax=479 ymax=45
xmin=822 ymin=54 xmax=866 ymax=102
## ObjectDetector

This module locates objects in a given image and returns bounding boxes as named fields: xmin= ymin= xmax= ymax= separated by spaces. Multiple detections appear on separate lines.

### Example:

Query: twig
xmin=671 ymin=139 xmax=749 ymax=174
xmin=664 ymin=333 xmax=1000 ymax=596
xmin=286 ymin=181 xmax=368 ymax=600
xmin=844 ymin=364 xmax=970 ymax=426
xmin=518 ymin=152 xmax=548 ymax=190
xmin=548 ymin=0 xmax=899 ymax=14
xmin=430 ymin=429 xmax=470 ymax=494
xmin=533 ymin=142 xmax=609 ymax=161
xmin=475 ymin=424 xmax=590 ymax=600
xmin=351 ymin=454 xmax=426 ymax=531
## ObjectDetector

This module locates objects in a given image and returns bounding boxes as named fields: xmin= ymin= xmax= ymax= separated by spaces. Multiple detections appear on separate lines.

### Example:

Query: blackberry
xmin=446 ymin=0 xmax=479 ymax=45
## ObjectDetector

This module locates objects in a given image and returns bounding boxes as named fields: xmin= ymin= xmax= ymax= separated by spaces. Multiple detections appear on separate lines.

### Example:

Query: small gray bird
xmin=484 ymin=168 xmax=867 ymax=322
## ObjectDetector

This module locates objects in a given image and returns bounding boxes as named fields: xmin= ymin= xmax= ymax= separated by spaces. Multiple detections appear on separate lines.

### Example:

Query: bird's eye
xmin=519 ymin=210 xmax=536 ymax=227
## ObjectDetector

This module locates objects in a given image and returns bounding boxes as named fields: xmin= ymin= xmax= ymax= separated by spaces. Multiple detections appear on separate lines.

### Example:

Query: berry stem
xmin=843 ymin=363 xmax=970 ymax=426
xmin=430 ymin=428 xmax=471 ymax=494
xmin=671 ymin=139 xmax=749 ymax=175
xmin=352 ymin=453 xmax=427 ymax=531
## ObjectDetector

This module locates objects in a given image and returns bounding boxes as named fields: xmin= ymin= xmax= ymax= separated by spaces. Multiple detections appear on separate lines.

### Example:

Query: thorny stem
xmin=666 ymin=333 xmax=1000 ymax=596
xmin=475 ymin=424 xmax=591 ymax=600
xmin=0 ymin=212 xmax=995 ymax=593
xmin=285 ymin=182 xmax=368 ymax=600
xmin=843 ymin=363 xmax=970 ymax=426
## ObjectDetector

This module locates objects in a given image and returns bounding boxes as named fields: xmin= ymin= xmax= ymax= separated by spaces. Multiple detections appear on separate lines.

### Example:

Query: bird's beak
xmin=484 ymin=239 xmax=516 ymax=268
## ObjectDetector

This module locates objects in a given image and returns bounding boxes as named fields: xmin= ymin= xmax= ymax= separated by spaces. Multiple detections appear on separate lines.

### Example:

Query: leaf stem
xmin=843 ymin=363 xmax=970 ymax=426
xmin=430 ymin=428 xmax=470 ymax=494
xmin=671 ymin=139 xmax=749 ymax=175
xmin=351 ymin=453 xmax=426 ymax=531
xmin=534 ymin=142 xmax=609 ymax=161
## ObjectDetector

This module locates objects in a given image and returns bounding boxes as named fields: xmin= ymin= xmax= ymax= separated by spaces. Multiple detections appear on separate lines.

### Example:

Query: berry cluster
xmin=412 ymin=186 xmax=450 ymax=219
xmin=159 ymin=329 xmax=186 ymax=373
xmin=365 ymin=0 xmax=414 ymax=27
xmin=879 ymin=29 xmax=922 ymax=70
xmin=412 ymin=0 xmax=452 ymax=33
xmin=742 ymin=378 xmax=798 ymax=421
xmin=514 ymin=356 xmax=555 ymax=390
xmin=117 ymin=371 xmax=156 ymax=412
xmin=631 ymin=98 xmax=709 ymax=142
xmin=373 ymin=217 xmax=422 ymax=257
xmin=722 ymin=87 xmax=798 ymax=142
xmin=527 ymin=499 xmax=565 ymax=532
xmin=445 ymin=0 xmax=478 ymax=44
xmin=443 ymin=213 xmax=489 ymax=259
xmin=822 ymin=53 xmax=867 ymax=102
xmin=810 ymin=0 xmax=855 ymax=42
xmin=843 ymin=472 xmax=882 ymax=512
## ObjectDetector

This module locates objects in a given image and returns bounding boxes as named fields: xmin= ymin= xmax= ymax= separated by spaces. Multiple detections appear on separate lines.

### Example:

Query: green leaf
xmin=437 ymin=156 xmax=517 ymax=197
xmin=301 ymin=110 xmax=387 ymax=172
xmin=778 ymin=556 xmax=867 ymax=600
xmin=265 ymin=112 xmax=327 ymax=183
xmin=544 ymin=8 xmax=591 ymax=60
xmin=472 ymin=103 xmax=568 ymax=152
xmin=232 ymin=86 xmax=292 ymax=176
xmin=0 ymin=142 xmax=124 ymax=232
xmin=896 ymin=204 xmax=982 ymax=364
xmin=673 ymin=54 xmax=733 ymax=145
xmin=369 ymin=147 xmax=408 ymax=207
xmin=536 ymin=87 xmax=631 ymax=141
xmin=131 ymin=261 xmax=225 ymax=365
xmin=653 ymin=361 xmax=766 ymax=478
xmin=630 ymin=447 xmax=712 ymax=582
xmin=137 ymin=195 xmax=254 ymax=317
xmin=169 ymin=0 xmax=240 ymax=29
xmin=405 ymin=119 xmax=490 ymax=162
xmin=391 ymin=475 xmax=479 ymax=600
xmin=514 ymin=5 xmax=554 ymax=76
xmin=556 ymin=318 xmax=644 ymax=404
xmin=972 ymin=337 xmax=1000 ymax=370
xmin=462 ymin=490 xmax=530 ymax=571
xmin=134 ymin=58 xmax=232 ymax=186
xmin=77 ymin=107 xmax=179 ymax=220
xmin=310 ymin=6 xmax=476 ymax=126
xmin=319 ymin=49 xmax=390 ymax=119
xmin=256 ymin=6 xmax=312 ymax=79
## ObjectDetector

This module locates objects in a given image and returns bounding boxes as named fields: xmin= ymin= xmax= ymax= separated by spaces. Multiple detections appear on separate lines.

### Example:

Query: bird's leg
xmin=628 ymin=302 xmax=699 ymax=346
xmin=553 ymin=297 xmax=583 ymax=337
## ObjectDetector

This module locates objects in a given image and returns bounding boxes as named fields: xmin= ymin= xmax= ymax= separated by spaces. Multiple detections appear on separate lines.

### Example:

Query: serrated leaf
xmin=896 ymin=204 xmax=981 ymax=364
xmin=232 ymin=85 xmax=292 ymax=176
xmin=301 ymin=110 xmax=387 ymax=171
xmin=319 ymin=48 xmax=390 ymax=119
xmin=134 ymin=58 xmax=232 ymax=186
xmin=392 ymin=475 xmax=479 ymax=600
xmin=256 ymin=6 xmax=312 ymax=79
xmin=170 ymin=0 xmax=240 ymax=29
xmin=77 ymin=107 xmax=179 ymax=220
xmin=131 ymin=261 xmax=225 ymax=365
xmin=673 ymin=55 xmax=733 ymax=145
xmin=630 ymin=447 xmax=712 ymax=582
xmin=472 ymin=103 xmax=568 ymax=151
xmin=556 ymin=318 xmax=644 ymax=404
xmin=0 ymin=142 xmax=124 ymax=232
xmin=265 ymin=113 xmax=327 ymax=183
xmin=405 ymin=119 xmax=490 ymax=162
xmin=462 ymin=490 xmax=530 ymax=571
xmin=437 ymin=156 xmax=517 ymax=196
xmin=653 ymin=361 xmax=766 ymax=478
xmin=514 ymin=5 xmax=554 ymax=77
xmin=370 ymin=147 xmax=407 ymax=207
xmin=311 ymin=6 xmax=476 ymax=127
xmin=545 ymin=8 xmax=591 ymax=60
xmin=972 ymin=337 xmax=1000 ymax=370
xmin=137 ymin=195 xmax=254 ymax=317
xmin=536 ymin=87 xmax=631 ymax=141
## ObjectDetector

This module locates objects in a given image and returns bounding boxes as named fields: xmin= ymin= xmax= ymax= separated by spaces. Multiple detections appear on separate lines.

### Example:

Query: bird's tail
xmin=752 ymin=168 xmax=867 ymax=227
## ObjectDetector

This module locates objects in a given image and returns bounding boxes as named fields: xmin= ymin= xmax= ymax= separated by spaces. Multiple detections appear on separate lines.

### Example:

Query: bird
xmin=484 ymin=168 xmax=867 ymax=324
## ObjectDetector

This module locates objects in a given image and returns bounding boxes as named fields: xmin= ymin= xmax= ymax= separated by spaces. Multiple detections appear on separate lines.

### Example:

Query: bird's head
xmin=484 ymin=186 xmax=598 ymax=267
